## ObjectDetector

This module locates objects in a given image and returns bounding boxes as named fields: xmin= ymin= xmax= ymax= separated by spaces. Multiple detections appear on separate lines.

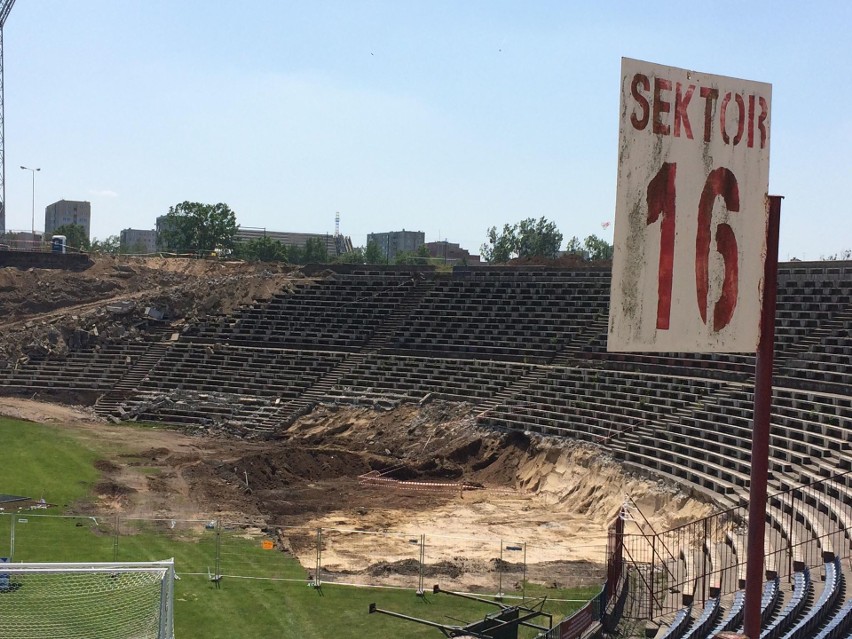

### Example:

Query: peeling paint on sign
xmin=608 ymin=58 xmax=771 ymax=353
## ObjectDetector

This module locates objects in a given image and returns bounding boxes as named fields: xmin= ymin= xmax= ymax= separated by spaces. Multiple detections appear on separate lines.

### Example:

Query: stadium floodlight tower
xmin=0 ymin=0 xmax=16 ymax=236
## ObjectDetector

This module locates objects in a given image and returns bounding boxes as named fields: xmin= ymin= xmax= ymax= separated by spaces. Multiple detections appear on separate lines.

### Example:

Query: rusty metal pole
xmin=650 ymin=533 xmax=656 ymax=619
xmin=743 ymin=195 xmax=781 ymax=639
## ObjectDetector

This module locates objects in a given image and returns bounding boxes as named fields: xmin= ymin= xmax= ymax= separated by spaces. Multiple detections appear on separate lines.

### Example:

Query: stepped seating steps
xmin=190 ymin=276 xmax=417 ymax=350
xmin=324 ymin=354 xmax=531 ymax=404
xmin=3 ymin=265 xmax=852 ymax=632
xmin=388 ymin=275 xmax=610 ymax=360
xmin=478 ymin=367 xmax=727 ymax=442
xmin=1 ymin=343 xmax=150 ymax=391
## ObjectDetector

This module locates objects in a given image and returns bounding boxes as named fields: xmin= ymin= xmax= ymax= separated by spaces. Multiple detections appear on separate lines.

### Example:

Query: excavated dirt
xmin=0 ymin=257 xmax=716 ymax=591
xmin=0 ymin=397 xmax=714 ymax=590
xmin=0 ymin=256 xmax=299 ymax=366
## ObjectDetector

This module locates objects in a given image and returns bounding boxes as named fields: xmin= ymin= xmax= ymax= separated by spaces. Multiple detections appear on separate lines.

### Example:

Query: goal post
xmin=0 ymin=559 xmax=175 ymax=639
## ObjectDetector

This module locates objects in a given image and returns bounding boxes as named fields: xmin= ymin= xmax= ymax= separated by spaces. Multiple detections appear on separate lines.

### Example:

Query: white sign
xmin=608 ymin=58 xmax=771 ymax=353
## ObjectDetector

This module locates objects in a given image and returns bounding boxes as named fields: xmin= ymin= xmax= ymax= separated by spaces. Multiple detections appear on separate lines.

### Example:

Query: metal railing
xmin=607 ymin=468 xmax=852 ymax=620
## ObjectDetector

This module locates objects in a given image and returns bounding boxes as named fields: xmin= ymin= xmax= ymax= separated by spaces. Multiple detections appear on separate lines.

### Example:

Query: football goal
xmin=0 ymin=559 xmax=175 ymax=639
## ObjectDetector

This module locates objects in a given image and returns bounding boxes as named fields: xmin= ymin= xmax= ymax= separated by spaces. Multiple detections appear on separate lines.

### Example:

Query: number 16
xmin=646 ymin=163 xmax=740 ymax=332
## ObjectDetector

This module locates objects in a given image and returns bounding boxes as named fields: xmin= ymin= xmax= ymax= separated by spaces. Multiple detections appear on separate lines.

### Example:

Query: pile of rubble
xmin=0 ymin=256 xmax=302 ymax=370
xmin=0 ymin=303 xmax=166 ymax=368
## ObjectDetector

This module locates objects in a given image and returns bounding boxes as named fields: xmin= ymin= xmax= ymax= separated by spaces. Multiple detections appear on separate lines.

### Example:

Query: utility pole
xmin=20 ymin=165 xmax=38 ymax=238
xmin=0 ymin=0 xmax=17 ymax=235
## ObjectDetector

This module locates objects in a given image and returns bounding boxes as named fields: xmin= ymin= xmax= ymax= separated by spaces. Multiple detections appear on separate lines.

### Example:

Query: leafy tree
xmin=303 ymin=237 xmax=329 ymax=263
xmin=564 ymin=236 xmax=586 ymax=259
xmin=89 ymin=235 xmax=121 ymax=255
xmin=235 ymin=236 xmax=287 ymax=262
xmin=364 ymin=240 xmax=384 ymax=264
xmin=515 ymin=217 xmax=563 ymax=259
xmin=159 ymin=201 xmax=238 ymax=255
xmin=51 ymin=224 xmax=90 ymax=251
xmin=335 ymin=247 xmax=366 ymax=264
xmin=481 ymin=223 xmax=516 ymax=263
xmin=583 ymin=234 xmax=614 ymax=261
xmin=481 ymin=217 xmax=563 ymax=263
xmin=287 ymin=244 xmax=304 ymax=264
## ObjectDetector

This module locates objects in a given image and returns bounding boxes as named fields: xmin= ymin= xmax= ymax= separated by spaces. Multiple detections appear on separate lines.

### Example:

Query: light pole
xmin=20 ymin=165 xmax=40 ymax=240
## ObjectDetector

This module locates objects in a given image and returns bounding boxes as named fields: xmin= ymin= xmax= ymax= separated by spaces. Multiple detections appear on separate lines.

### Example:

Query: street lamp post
xmin=20 ymin=165 xmax=40 ymax=241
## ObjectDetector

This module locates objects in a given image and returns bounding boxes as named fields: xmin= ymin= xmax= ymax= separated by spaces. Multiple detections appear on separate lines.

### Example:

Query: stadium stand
xmin=707 ymin=589 xmax=746 ymax=637
xmin=0 ymin=342 xmax=151 ymax=392
xmin=756 ymin=568 xmax=811 ymax=639
xmin=2 ymin=261 xmax=852 ymax=637
xmin=681 ymin=596 xmax=720 ymax=639
xmin=658 ymin=605 xmax=693 ymax=639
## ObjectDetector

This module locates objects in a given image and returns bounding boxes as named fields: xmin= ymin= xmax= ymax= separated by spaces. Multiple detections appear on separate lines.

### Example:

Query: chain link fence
xmin=0 ymin=513 xmax=605 ymax=597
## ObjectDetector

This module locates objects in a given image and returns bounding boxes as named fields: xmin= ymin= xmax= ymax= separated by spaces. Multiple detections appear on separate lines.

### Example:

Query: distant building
xmin=235 ymin=228 xmax=353 ymax=258
xmin=366 ymin=230 xmax=424 ymax=262
xmin=154 ymin=215 xmax=355 ymax=257
xmin=0 ymin=230 xmax=42 ymax=250
xmin=120 ymin=229 xmax=157 ymax=254
xmin=154 ymin=215 xmax=178 ymax=251
xmin=425 ymin=240 xmax=480 ymax=265
xmin=44 ymin=200 xmax=91 ymax=240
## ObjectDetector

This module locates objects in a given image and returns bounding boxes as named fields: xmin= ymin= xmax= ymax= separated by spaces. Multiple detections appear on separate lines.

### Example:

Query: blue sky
xmin=5 ymin=1 xmax=851 ymax=259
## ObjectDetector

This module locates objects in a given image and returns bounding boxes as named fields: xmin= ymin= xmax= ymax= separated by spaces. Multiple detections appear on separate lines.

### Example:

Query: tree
xmin=303 ymin=237 xmax=329 ymax=263
xmin=335 ymin=247 xmax=365 ymax=264
xmin=515 ymin=217 xmax=563 ymax=259
xmin=89 ymin=235 xmax=121 ymax=255
xmin=481 ymin=217 xmax=563 ymax=263
xmin=235 ymin=236 xmax=287 ymax=262
xmin=159 ymin=201 xmax=238 ymax=255
xmin=583 ymin=234 xmax=614 ymax=261
xmin=481 ymin=223 xmax=516 ymax=263
xmin=364 ymin=241 xmax=384 ymax=264
xmin=287 ymin=244 xmax=304 ymax=264
xmin=564 ymin=236 xmax=586 ymax=259
xmin=52 ymin=224 xmax=90 ymax=251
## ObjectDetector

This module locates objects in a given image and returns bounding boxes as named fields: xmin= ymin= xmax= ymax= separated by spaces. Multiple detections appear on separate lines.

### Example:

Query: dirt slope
xmin=0 ymin=397 xmax=713 ymax=590
xmin=0 ymin=256 xmax=300 ymax=365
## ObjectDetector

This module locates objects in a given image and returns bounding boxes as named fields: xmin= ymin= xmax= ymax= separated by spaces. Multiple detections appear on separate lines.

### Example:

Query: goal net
xmin=0 ymin=559 xmax=175 ymax=639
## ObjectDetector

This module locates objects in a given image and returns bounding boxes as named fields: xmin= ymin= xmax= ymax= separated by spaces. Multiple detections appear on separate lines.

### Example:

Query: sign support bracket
xmin=743 ymin=194 xmax=782 ymax=639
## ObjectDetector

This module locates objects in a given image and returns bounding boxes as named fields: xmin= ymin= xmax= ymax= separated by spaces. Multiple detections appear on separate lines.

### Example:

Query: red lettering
xmin=720 ymin=93 xmax=731 ymax=144
xmin=695 ymin=167 xmax=740 ymax=331
xmin=747 ymin=94 xmax=755 ymax=148
xmin=653 ymin=77 xmax=672 ymax=135
xmin=646 ymin=162 xmax=677 ymax=330
xmin=733 ymin=94 xmax=745 ymax=145
xmin=674 ymin=83 xmax=694 ymax=139
xmin=721 ymin=92 xmax=746 ymax=146
xmin=630 ymin=74 xmax=650 ymax=130
xmin=714 ymin=223 xmax=738 ymax=330
xmin=700 ymin=87 xmax=718 ymax=143
xmin=757 ymin=96 xmax=769 ymax=149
